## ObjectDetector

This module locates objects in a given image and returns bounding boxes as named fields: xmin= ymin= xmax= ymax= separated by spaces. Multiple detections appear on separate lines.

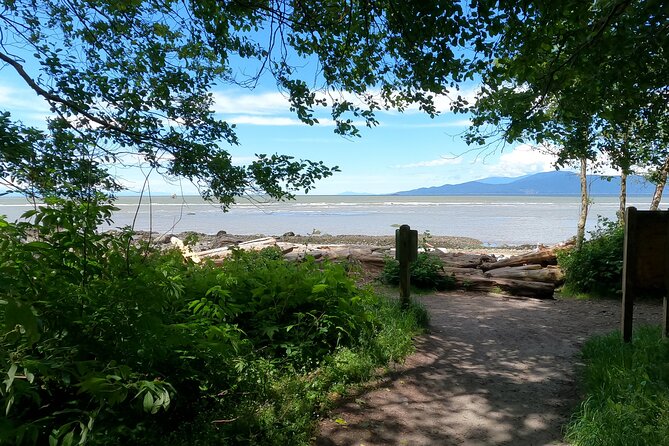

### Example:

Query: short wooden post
xmin=395 ymin=224 xmax=418 ymax=308
xmin=621 ymin=207 xmax=637 ymax=343
xmin=664 ymin=218 xmax=669 ymax=339
xmin=663 ymin=297 xmax=669 ymax=340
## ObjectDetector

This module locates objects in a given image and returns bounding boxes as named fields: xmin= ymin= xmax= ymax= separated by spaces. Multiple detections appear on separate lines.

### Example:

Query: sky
xmin=0 ymin=41 xmax=575 ymax=197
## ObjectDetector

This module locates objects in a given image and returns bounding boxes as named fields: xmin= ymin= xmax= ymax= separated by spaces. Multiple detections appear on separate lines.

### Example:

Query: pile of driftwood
xmin=434 ymin=249 xmax=563 ymax=299
xmin=172 ymin=236 xmax=564 ymax=299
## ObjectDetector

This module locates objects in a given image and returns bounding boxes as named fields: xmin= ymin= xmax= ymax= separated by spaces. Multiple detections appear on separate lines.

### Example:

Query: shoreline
xmin=140 ymin=230 xmax=542 ymax=258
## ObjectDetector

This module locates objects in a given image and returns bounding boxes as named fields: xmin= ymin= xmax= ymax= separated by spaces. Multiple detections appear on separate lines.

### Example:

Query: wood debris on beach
xmin=168 ymin=233 xmax=567 ymax=299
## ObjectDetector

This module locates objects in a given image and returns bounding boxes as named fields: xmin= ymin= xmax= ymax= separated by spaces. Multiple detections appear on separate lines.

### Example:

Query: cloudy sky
xmin=1 ymin=70 xmax=564 ymax=196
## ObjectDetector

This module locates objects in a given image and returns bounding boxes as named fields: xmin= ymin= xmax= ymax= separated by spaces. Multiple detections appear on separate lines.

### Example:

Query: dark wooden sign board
xmin=621 ymin=207 xmax=669 ymax=342
xmin=395 ymin=224 xmax=418 ymax=307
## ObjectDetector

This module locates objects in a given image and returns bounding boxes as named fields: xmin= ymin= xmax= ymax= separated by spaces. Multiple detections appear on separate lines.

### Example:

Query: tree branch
xmin=0 ymin=50 xmax=170 ymax=151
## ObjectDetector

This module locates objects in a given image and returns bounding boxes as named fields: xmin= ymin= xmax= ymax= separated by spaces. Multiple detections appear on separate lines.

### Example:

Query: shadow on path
xmin=315 ymin=292 xmax=661 ymax=446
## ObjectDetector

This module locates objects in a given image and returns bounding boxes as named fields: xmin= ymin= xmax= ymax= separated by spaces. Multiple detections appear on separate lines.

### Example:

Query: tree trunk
xmin=618 ymin=170 xmax=627 ymax=223
xmin=650 ymin=155 xmax=669 ymax=211
xmin=576 ymin=157 xmax=589 ymax=249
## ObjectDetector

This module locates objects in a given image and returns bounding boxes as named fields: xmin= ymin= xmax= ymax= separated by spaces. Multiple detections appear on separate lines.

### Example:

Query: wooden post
xmin=663 ymin=297 xmax=669 ymax=340
xmin=664 ymin=216 xmax=669 ymax=340
xmin=395 ymin=224 xmax=418 ymax=308
xmin=621 ymin=207 xmax=637 ymax=343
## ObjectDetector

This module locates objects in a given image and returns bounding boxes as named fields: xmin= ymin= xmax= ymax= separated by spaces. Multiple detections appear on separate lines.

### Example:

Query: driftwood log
xmin=447 ymin=274 xmax=556 ymax=299
xmin=484 ymin=265 xmax=564 ymax=284
xmin=480 ymin=249 xmax=558 ymax=271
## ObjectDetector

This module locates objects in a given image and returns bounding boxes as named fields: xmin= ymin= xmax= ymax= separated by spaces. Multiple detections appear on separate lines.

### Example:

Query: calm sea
xmin=0 ymin=195 xmax=666 ymax=246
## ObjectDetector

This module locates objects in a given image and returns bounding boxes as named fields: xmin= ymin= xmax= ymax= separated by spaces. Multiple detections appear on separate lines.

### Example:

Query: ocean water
xmin=1 ymin=195 xmax=666 ymax=246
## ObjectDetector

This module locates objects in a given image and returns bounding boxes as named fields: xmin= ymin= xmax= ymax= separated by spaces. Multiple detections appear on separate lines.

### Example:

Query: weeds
xmin=557 ymin=219 xmax=624 ymax=297
xmin=565 ymin=326 xmax=669 ymax=446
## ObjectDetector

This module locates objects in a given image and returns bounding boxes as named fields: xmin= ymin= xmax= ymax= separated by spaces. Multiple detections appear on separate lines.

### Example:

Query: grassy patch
xmin=565 ymin=326 xmax=669 ymax=446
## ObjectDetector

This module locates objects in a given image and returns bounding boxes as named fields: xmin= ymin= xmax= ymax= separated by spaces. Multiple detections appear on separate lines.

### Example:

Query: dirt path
xmin=316 ymin=292 xmax=661 ymax=446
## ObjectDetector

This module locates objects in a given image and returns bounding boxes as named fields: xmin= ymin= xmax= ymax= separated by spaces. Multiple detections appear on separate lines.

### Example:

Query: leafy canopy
xmin=0 ymin=0 xmax=482 ymax=203
xmin=464 ymin=0 xmax=668 ymax=171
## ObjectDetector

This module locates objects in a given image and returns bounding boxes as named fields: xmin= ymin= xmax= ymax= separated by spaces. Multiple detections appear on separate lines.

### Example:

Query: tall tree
xmin=465 ymin=0 xmax=667 ymax=147
xmin=462 ymin=0 xmax=667 ymax=238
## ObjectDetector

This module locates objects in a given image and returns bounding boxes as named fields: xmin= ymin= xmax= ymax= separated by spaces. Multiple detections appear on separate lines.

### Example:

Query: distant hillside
xmin=395 ymin=171 xmax=667 ymax=196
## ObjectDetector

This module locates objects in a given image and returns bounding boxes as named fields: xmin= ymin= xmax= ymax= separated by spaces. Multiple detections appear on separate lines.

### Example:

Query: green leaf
xmin=62 ymin=431 xmax=74 ymax=446
xmin=312 ymin=284 xmax=329 ymax=294
xmin=143 ymin=392 xmax=154 ymax=413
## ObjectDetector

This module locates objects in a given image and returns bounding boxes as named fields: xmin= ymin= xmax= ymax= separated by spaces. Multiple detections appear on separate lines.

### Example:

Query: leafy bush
xmin=565 ymin=326 xmax=669 ymax=446
xmin=381 ymin=252 xmax=456 ymax=290
xmin=0 ymin=200 xmax=426 ymax=445
xmin=557 ymin=219 xmax=624 ymax=297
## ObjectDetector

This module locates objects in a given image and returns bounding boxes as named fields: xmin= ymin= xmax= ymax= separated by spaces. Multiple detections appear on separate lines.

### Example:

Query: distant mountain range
xmin=394 ymin=171 xmax=667 ymax=196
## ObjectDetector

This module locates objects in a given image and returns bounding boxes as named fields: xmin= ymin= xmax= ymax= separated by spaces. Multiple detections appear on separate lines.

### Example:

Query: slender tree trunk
xmin=576 ymin=157 xmax=589 ymax=249
xmin=650 ymin=155 xmax=669 ymax=210
xmin=618 ymin=170 xmax=627 ymax=224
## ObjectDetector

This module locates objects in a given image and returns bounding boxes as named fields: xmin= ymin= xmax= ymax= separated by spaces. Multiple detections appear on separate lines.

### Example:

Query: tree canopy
xmin=1 ymin=0 xmax=666 ymax=204
xmin=465 ymin=0 xmax=668 ymax=172
xmin=0 ymin=0 xmax=483 ymax=204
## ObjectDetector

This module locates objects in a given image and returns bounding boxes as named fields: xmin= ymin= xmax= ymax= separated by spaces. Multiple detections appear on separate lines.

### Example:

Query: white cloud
xmin=0 ymin=83 xmax=51 ymax=116
xmin=399 ymin=118 xmax=472 ymax=129
xmin=212 ymin=91 xmax=290 ymax=115
xmin=382 ymin=85 xmax=481 ymax=115
xmin=481 ymin=144 xmax=558 ymax=177
xmin=394 ymin=156 xmax=463 ymax=168
xmin=229 ymin=115 xmax=303 ymax=126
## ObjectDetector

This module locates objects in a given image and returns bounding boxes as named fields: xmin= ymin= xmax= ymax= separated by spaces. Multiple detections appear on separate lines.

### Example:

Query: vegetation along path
xmin=316 ymin=292 xmax=660 ymax=446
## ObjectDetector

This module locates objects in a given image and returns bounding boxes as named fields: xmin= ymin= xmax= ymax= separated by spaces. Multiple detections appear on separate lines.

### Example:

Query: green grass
xmin=565 ymin=326 xmax=669 ymax=446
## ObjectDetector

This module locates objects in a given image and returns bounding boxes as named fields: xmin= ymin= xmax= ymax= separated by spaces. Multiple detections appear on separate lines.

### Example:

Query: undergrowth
xmin=565 ymin=326 xmax=669 ymax=446
xmin=381 ymin=252 xmax=456 ymax=290
xmin=0 ymin=199 xmax=427 ymax=445
xmin=557 ymin=219 xmax=624 ymax=297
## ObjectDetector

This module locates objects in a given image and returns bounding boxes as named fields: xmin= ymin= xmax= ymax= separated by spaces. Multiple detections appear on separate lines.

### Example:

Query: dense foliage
xmin=566 ymin=326 xmax=669 ymax=446
xmin=557 ymin=220 xmax=624 ymax=297
xmin=0 ymin=201 xmax=427 ymax=445
xmin=467 ymin=0 xmax=668 ymax=168
xmin=381 ymin=252 xmax=456 ymax=291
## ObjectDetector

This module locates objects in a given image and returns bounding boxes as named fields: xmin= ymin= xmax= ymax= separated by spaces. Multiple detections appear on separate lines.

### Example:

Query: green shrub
xmin=557 ymin=219 xmax=624 ymax=297
xmin=0 ymin=200 xmax=426 ymax=445
xmin=381 ymin=252 xmax=456 ymax=290
xmin=565 ymin=326 xmax=669 ymax=446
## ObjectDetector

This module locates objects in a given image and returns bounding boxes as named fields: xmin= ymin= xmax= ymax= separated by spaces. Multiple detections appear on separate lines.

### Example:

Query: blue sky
xmin=1 ymin=67 xmax=565 ymax=196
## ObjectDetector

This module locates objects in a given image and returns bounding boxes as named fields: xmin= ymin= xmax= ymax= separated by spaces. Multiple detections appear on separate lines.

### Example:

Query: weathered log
xmin=238 ymin=237 xmax=277 ymax=248
xmin=447 ymin=272 xmax=555 ymax=299
xmin=481 ymin=249 xmax=557 ymax=271
xmin=446 ymin=270 xmax=555 ymax=299
xmin=442 ymin=266 xmax=486 ymax=276
xmin=351 ymin=254 xmax=387 ymax=266
xmin=432 ymin=250 xmax=497 ymax=268
xmin=492 ymin=278 xmax=555 ymax=299
xmin=194 ymin=246 xmax=231 ymax=257
xmin=485 ymin=265 xmax=564 ymax=284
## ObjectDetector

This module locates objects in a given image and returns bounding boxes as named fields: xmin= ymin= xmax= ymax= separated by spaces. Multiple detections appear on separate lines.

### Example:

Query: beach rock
xmin=282 ymin=231 xmax=296 ymax=237
xmin=216 ymin=230 xmax=227 ymax=236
